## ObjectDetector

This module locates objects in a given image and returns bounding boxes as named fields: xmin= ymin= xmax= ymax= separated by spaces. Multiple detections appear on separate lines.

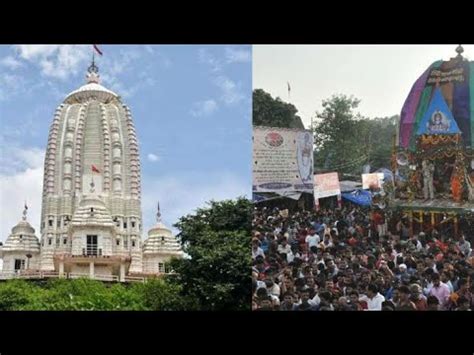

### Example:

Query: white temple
xmin=0 ymin=59 xmax=182 ymax=282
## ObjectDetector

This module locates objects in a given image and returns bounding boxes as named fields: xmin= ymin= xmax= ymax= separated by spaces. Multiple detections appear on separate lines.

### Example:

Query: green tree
xmin=253 ymin=89 xmax=305 ymax=129
xmin=313 ymin=94 xmax=366 ymax=174
xmin=169 ymin=197 xmax=251 ymax=311
xmin=133 ymin=278 xmax=193 ymax=311
xmin=0 ymin=279 xmax=35 ymax=310
xmin=0 ymin=278 xmax=188 ymax=311
xmin=313 ymin=95 xmax=397 ymax=175
xmin=358 ymin=115 xmax=398 ymax=171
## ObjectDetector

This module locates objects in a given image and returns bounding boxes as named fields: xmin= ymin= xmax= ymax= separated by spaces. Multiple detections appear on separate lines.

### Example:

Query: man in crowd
xmin=360 ymin=284 xmax=385 ymax=310
xmin=410 ymin=283 xmax=428 ymax=310
xmin=428 ymin=273 xmax=451 ymax=309
xmin=396 ymin=285 xmax=417 ymax=310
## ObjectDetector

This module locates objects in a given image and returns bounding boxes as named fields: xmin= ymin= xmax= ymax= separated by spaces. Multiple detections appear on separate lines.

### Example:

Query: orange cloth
xmin=451 ymin=173 xmax=462 ymax=202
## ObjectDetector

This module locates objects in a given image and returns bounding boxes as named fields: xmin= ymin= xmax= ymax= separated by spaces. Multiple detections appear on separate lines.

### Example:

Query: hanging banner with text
xmin=314 ymin=172 xmax=341 ymax=199
xmin=253 ymin=126 xmax=314 ymax=193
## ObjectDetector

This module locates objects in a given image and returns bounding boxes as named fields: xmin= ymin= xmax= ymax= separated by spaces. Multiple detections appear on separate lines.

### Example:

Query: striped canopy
xmin=399 ymin=57 xmax=474 ymax=151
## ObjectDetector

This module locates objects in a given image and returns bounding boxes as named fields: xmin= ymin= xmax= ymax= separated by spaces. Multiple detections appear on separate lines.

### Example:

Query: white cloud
xmin=141 ymin=172 xmax=249 ymax=234
xmin=0 ymin=147 xmax=44 ymax=244
xmin=14 ymin=45 xmax=90 ymax=80
xmin=143 ymin=46 xmax=172 ymax=68
xmin=147 ymin=153 xmax=160 ymax=162
xmin=14 ymin=45 xmax=58 ymax=60
xmin=98 ymin=48 xmax=156 ymax=98
xmin=0 ymin=55 xmax=23 ymax=70
xmin=196 ymin=48 xmax=248 ymax=108
xmin=190 ymin=99 xmax=218 ymax=117
xmin=225 ymin=47 xmax=251 ymax=63
xmin=144 ymin=45 xmax=154 ymax=54
xmin=198 ymin=48 xmax=222 ymax=72
xmin=0 ymin=73 xmax=27 ymax=101
xmin=100 ymin=72 xmax=139 ymax=99
xmin=214 ymin=76 xmax=244 ymax=105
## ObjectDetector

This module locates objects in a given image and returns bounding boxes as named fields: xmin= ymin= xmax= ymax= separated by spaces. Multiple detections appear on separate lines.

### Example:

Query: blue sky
xmin=0 ymin=45 xmax=252 ymax=241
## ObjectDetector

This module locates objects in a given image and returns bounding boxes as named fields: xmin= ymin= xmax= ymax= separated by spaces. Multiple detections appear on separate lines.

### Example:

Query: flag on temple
xmin=93 ymin=45 xmax=103 ymax=56
xmin=91 ymin=165 xmax=100 ymax=173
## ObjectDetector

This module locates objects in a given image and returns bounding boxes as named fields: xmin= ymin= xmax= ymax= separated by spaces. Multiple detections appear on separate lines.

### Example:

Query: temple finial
xmin=22 ymin=200 xmax=28 ymax=221
xmin=156 ymin=201 xmax=162 ymax=223
xmin=456 ymin=44 xmax=464 ymax=58
xmin=89 ymin=50 xmax=99 ymax=74
xmin=86 ymin=48 xmax=100 ymax=84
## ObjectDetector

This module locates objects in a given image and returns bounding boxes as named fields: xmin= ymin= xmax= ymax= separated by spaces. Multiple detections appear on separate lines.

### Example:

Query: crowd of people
xmin=252 ymin=204 xmax=473 ymax=311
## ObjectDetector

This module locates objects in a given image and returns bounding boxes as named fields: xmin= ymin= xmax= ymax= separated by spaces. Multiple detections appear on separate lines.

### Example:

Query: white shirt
xmin=309 ymin=294 xmax=321 ymax=307
xmin=458 ymin=240 xmax=471 ymax=256
xmin=278 ymin=244 xmax=294 ymax=263
xmin=445 ymin=280 xmax=454 ymax=293
xmin=286 ymin=252 xmax=295 ymax=263
xmin=392 ymin=252 xmax=403 ymax=265
xmin=269 ymin=294 xmax=280 ymax=306
xmin=252 ymin=247 xmax=265 ymax=259
xmin=306 ymin=234 xmax=320 ymax=248
xmin=267 ymin=283 xmax=281 ymax=297
xmin=424 ymin=282 xmax=433 ymax=296
xmin=415 ymin=240 xmax=423 ymax=251
xmin=360 ymin=293 xmax=385 ymax=311
xmin=277 ymin=244 xmax=292 ymax=255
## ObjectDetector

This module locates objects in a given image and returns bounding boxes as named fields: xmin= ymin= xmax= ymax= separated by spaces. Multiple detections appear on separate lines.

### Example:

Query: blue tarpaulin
xmin=341 ymin=189 xmax=372 ymax=206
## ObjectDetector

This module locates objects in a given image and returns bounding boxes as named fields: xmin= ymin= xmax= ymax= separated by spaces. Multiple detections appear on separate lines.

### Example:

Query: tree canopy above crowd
xmin=253 ymin=89 xmax=305 ymax=129
xmin=313 ymin=94 xmax=398 ymax=175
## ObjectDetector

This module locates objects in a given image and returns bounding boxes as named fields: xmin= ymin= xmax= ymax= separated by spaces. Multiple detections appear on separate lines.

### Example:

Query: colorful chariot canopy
xmin=399 ymin=47 xmax=474 ymax=150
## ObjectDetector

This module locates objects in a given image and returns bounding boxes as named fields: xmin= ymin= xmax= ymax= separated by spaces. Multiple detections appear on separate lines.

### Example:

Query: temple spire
xmin=86 ymin=48 xmax=100 ymax=84
xmin=89 ymin=50 xmax=99 ymax=74
xmin=156 ymin=202 xmax=162 ymax=223
xmin=22 ymin=201 xmax=28 ymax=221
xmin=455 ymin=44 xmax=464 ymax=58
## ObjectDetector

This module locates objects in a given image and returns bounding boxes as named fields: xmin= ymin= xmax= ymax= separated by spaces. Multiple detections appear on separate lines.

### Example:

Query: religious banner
xmin=253 ymin=126 xmax=313 ymax=193
xmin=416 ymin=87 xmax=461 ymax=136
xmin=426 ymin=66 xmax=466 ymax=85
xmin=314 ymin=172 xmax=341 ymax=199
xmin=362 ymin=173 xmax=384 ymax=189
